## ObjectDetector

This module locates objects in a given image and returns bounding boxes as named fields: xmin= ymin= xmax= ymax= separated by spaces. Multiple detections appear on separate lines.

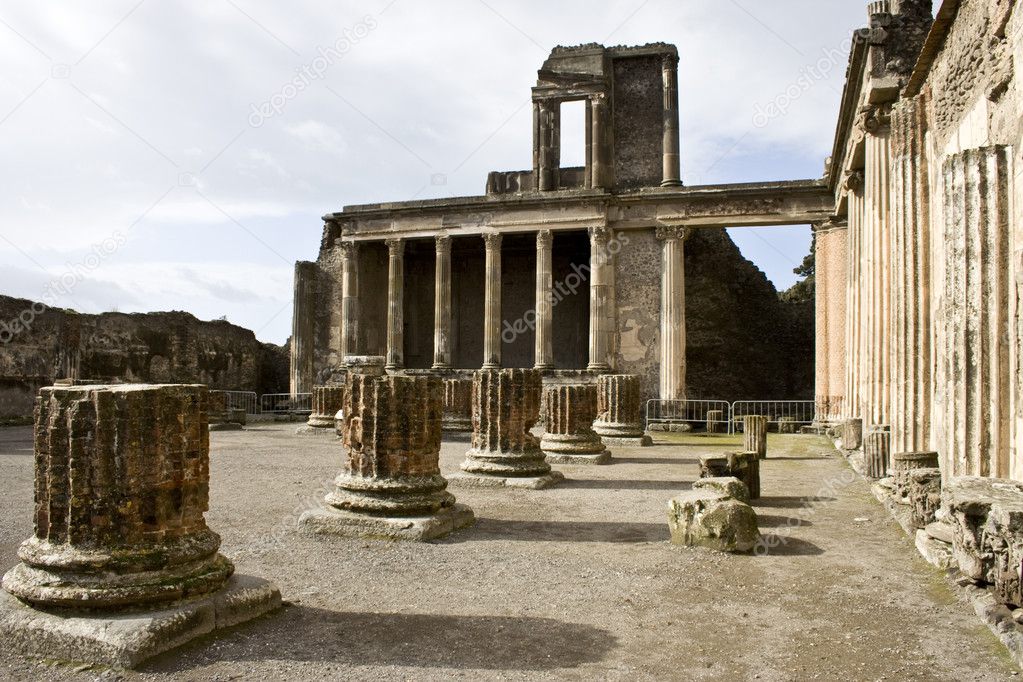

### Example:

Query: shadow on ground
xmin=146 ymin=606 xmax=618 ymax=672
xmin=452 ymin=518 xmax=670 ymax=544
xmin=559 ymin=478 xmax=690 ymax=492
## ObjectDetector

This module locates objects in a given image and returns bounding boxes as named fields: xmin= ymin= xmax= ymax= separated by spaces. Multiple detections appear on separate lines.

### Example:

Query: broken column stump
xmin=449 ymin=368 xmax=564 ymax=489
xmin=699 ymin=451 xmax=760 ymax=500
xmin=843 ymin=418 xmax=863 ymax=450
xmin=299 ymin=366 xmax=474 ymax=541
xmin=0 ymin=384 xmax=280 ymax=669
xmin=541 ymin=383 xmax=612 ymax=465
xmin=706 ymin=409 xmax=725 ymax=434
xmin=743 ymin=415 xmax=768 ymax=459
xmin=667 ymin=489 xmax=760 ymax=553
xmin=297 ymin=385 xmax=345 ymax=435
xmin=693 ymin=476 xmax=750 ymax=504
xmin=208 ymin=390 xmax=245 ymax=431
xmin=863 ymin=426 xmax=891 ymax=479
xmin=777 ymin=416 xmax=797 ymax=434
xmin=442 ymin=377 xmax=473 ymax=432
xmin=892 ymin=451 xmax=940 ymax=525
xmin=592 ymin=374 xmax=652 ymax=446
xmin=944 ymin=477 xmax=1023 ymax=608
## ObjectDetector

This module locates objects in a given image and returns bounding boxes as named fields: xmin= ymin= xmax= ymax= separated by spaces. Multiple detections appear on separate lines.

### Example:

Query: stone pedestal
xmin=844 ymin=418 xmax=864 ymax=450
xmin=699 ymin=451 xmax=760 ymax=500
xmin=706 ymin=409 xmax=725 ymax=434
xmin=450 ymin=369 xmax=564 ymax=489
xmin=592 ymin=374 xmax=651 ymax=446
xmin=300 ymin=373 xmax=473 ymax=541
xmin=743 ymin=415 xmax=768 ymax=459
xmin=208 ymin=390 xmax=244 ymax=431
xmin=305 ymin=385 xmax=345 ymax=428
xmin=864 ymin=426 xmax=891 ymax=479
xmin=442 ymin=377 xmax=472 ymax=432
xmin=541 ymin=384 xmax=611 ymax=465
xmin=0 ymin=384 xmax=279 ymax=668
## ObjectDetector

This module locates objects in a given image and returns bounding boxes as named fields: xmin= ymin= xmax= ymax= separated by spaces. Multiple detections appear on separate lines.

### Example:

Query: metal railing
xmin=259 ymin=392 xmax=312 ymax=416
xmin=645 ymin=399 xmax=731 ymax=431
xmin=729 ymin=400 xmax=816 ymax=433
xmin=214 ymin=390 xmax=259 ymax=415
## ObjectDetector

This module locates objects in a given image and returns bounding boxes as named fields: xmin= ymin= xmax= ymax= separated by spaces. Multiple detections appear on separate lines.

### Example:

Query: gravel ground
xmin=0 ymin=424 xmax=1018 ymax=681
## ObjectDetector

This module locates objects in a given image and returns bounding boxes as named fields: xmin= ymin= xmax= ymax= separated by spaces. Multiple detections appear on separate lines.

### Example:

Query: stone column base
xmin=0 ymin=575 xmax=279 ymax=669
xmin=544 ymin=450 xmax=611 ymax=465
xmin=298 ymin=504 xmax=475 ymax=541
xmin=295 ymin=424 xmax=339 ymax=437
xmin=305 ymin=415 xmax=337 ymax=428
xmin=599 ymin=435 xmax=653 ymax=447
xmin=447 ymin=471 xmax=565 ymax=490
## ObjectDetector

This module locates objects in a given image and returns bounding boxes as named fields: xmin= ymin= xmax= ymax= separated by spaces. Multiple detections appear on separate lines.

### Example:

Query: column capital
xmin=661 ymin=52 xmax=679 ymax=70
xmin=655 ymin=225 xmax=691 ymax=242
xmin=814 ymin=216 xmax=849 ymax=232
xmin=536 ymin=229 xmax=553 ymax=249
xmin=857 ymin=102 xmax=892 ymax=134
xmin=843 ymin=170 xmax=865 ymax=193
xmin=339 ymin=240 xmax=359 ymax=260
xmin=482 ymin=232 xmax=503 ymax=250
xmin=589 ymin=226 xmax=612 ymax=245
xmin=385 ymin=238 xmax=404 ymax=255
xmin=435 ymin=234 xmax=452 ymax=254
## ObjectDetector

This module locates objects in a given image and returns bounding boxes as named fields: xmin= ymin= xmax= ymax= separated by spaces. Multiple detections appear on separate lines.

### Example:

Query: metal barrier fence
xmin=645 ymin=399 xmax=732 ymax=431
xmin=644 ymin=399 xmax=818 ymax=433
xmin=729 ymin=400 xmax=817 ymax=433
xmin=259 ymin=392 xmax=312 ymax=416
xmin=214 ymin=390 xmax=259 ymax=415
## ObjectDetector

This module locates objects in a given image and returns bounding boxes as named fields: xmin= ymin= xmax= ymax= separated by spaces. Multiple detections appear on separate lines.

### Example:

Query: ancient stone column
xmin=864 ymin=426 xmax=891 ymax=479
xmin=482 ymin=233 xmax=503 ymax=369
xmin=340 ymin=241 xmax=359 ymax=358
xmin=889 ymin=96 xmax=932 ymax=454
xmin=657 ymin=225 xmax=689 ymax=400
xmin=433 ymin=235 xmax=453 ymax=369
xmin=385 ymin=238 xmax=404 ymax=372
xmin=290 ymin=260 xmax=317 ymax=396
xmin=590 ymin=93 xmax=608 ymax=189
xmin=535 ymin=100 xmax=560 ymax=192
xmin=706 ymin=409 xmax=725 ymax=434
xmin=300 ymin=364 xmax=474 ymax=540
xmin=660 ymin=52 xmax=683 ymax=187
xmin=743 ymin=415 xmax=768 ymax=459
xmin=593 ymin=374 xmax=651 ymax=446
xmin=306 ymin=385 xmax=345 ymax=428
xmin=814 ymin=219 xmax=848 ymax=421
xmin=541 ymin=383 xmax=611 ymax=464
xmin=588 ymin=226 xmax=614 ymax=372
xmin=451 ymin=368 xmax=564 ymax=489
xmin=843 ymin=417 xmax=864 ymax=450
xmin=844 ymin=173 xmax=865 ymax=420
xmin=938 ymin=146 xmax=1012 ymax=478
xmin=0 ymin=384 xmax=279 ymax=667
xmin=534 ymin=230 xmax=554 ymax=370
xmin=442 ymin=377 xmax=472 ymax=432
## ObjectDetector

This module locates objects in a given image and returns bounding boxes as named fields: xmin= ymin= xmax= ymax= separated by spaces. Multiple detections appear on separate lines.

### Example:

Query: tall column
xmin=890 ymin=95 xmax=932 ymax=455
xmin=657 ymin=225 xmax=689 ymax=399
xmin=588 ymin=226 xmax=614 ymax=372
xmin=482 ymin=233 xmax=502 ymax=369
xmin=290 ymin=260 xmax=317 ymax=396
xmin=844 ymin=172 xmax=865 ymax=419
xmin=590 ymin=93 xmax=608 ymax=190
xmin=340 ymin=241 xmax=359 ymax=358
xmin=536 ymin=100 xmax=560 ymax=192
xmin=385 ymin=238 xmax=404 ymax=372
xmin=814 ymin=219 xmax=848 ymax=421
xmin=433 ymin=235 xmax=452 ymax=369
xmin=534 ymin=230 xmax=554 ymax=370
xmin=863 ymin=104 xmax=893 ymax=428
xmin=939 ymin=146 xmax=1012 ymax=478
xmin=660 ymin=53 xmax=683 ymax=187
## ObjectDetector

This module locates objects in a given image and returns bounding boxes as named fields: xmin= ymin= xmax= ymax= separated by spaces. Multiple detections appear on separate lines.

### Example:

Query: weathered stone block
xmin=592 ymin=374 xmax=650 ymax=445
xmin=864 ymin=427 xmax=891 ymax=478
xmin=693 ymin=476 xmax=750 ymax=504
xmin=300 ymin=372 xmax=474 ymax=540
xmin=706 ymin=409 xmax=725 ymax=433
xmin=667 ymin=490 xmax=760 ymax=553
xmin=843 ymin=418 xmax=863 ymax=450
xmin=699 ymin=451 xmax=760 ymax=500
xmin=743 ymin=415 xmax=768 ymax=459
xmin=541 ymin=383 xmax=611 ymax=465
xmin=944 ymin=477 xmax=1023 ymax=607
xmin=442 ymin=377 xmax=472 ymax=432
xmin=906 ymin=468 xmax=942 ymax=530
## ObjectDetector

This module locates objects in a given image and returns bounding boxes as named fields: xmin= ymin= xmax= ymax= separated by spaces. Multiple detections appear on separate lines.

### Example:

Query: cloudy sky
xmin=1 ymin=1 xmax=881 ymax=344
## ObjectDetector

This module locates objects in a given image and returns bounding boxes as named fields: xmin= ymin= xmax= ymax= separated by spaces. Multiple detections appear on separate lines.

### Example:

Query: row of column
xmin=336 ymin=227 xmax=690 ymax=398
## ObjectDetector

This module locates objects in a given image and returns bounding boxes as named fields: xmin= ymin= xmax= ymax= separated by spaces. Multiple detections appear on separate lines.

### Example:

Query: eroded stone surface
xmin=864 ymin=427 xmax=891 ymax=479
xmin=667 ymin=490 xmax=760 ymax=553
xmin=693 ymin=476 xmax=750 ymax=504
xmin=743 ymin=415 xmax=768 ymax=459
xmin=700 ymin=451 xmax=760 ymax=500
xmin=307 ymin=385 xmax=344 ymax=428
xmin=592 ymin=374 xmax=645 ymax=441
xmin=541 ymin=383 xmax=610 ymax=465
xmin=442 ymin=378 xmax=472 ymax=432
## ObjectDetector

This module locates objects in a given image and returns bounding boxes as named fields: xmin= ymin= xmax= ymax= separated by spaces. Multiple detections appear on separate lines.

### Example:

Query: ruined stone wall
xmin=612 ymin=55 xmax=663 ymax=190
xmin=0 ymin=294 xmax=288 ymax=420
xmin=614 ymin=228 xmax=660 ymax=402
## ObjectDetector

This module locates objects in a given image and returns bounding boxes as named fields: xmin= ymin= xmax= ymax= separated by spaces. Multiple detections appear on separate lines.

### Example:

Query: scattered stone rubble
xmin=699 ymin=451 xmax=760 ymax=500
xmin=667 ymin=487 xmax=760 ymax=553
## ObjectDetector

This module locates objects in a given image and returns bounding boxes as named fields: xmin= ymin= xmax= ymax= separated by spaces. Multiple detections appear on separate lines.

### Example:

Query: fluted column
xmin=536 ymin=101 xmax=560 ymax=192
xmin=588 ymin=226 xmax=614 ymax=372
xmin=534 ymin=230 xmax=554 ymax=370
xmin=385 ymin=238 xmax=404 ymax=371
xmin=890 ymin=96 xmax=932 ymax=455
xmin=844 ymin=172 xmax=865 ymax=420
xmin=863 ymin=105 xmax=893 ymax=428
xmin=340 ymin=241 xmax=359 ymax=358
xmin=590 ymin=93 xmax=608 ymax=190
xmin=433 ymin=235 xmax=452 ymax=369
xmin=660 ymin=53 xmax=683 ymax=187
xmin=290 ymin=260 xmax=317 ymax=396
xmin=814 ymin=219 xmax=848 ymax=421
xmin=657 ymin=226 xmax=689 ymax=399
xmin=482 ymin=233 xmax=502 ymax=369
